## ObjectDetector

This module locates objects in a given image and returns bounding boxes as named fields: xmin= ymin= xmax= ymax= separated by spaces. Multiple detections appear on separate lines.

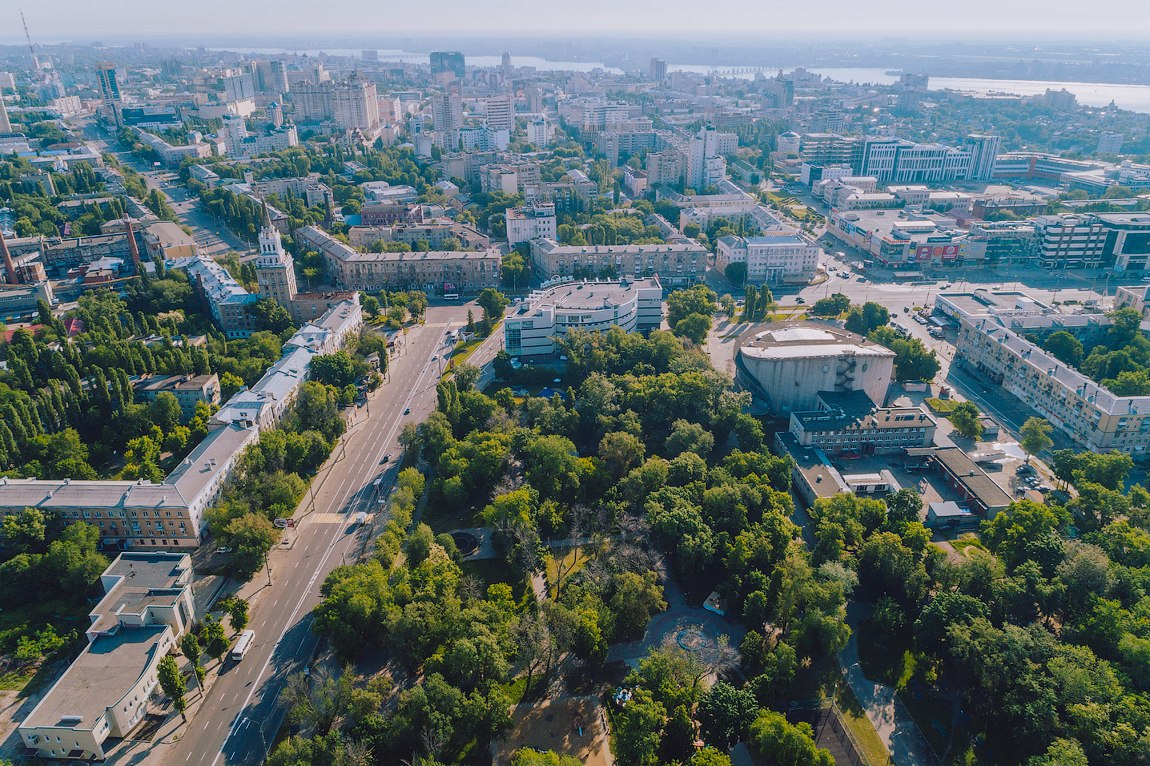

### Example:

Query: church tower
xmin=255 ymin=199 xmax=298 ymax=308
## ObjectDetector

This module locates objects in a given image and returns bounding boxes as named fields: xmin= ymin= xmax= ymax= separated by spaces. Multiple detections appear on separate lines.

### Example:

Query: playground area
xmin=495 ymin=695 xmax=611 ymax=766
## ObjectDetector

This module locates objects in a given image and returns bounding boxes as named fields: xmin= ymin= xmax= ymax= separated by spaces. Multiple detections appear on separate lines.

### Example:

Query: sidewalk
xmin=839 ymin=603 xmax=939 ymax=766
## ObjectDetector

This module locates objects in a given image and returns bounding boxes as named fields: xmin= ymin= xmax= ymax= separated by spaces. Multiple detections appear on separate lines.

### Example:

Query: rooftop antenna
xmin=20 ymin=8 xmax=41 ymax=73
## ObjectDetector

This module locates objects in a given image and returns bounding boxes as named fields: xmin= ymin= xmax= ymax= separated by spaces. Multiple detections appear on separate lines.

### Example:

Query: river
xmin=208 ymin=47 xmax=1150 ymax=114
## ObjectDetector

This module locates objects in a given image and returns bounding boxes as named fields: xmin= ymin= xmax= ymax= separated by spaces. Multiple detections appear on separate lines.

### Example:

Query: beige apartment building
xmin=529 ymin=238 xmax=707 ymax=287
xmin=298 ymin=225 xmax=500 ymax=293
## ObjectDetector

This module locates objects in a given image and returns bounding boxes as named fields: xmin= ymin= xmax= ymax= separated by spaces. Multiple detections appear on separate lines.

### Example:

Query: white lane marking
xmin=209 ymin=322 xmax=448 ymax=766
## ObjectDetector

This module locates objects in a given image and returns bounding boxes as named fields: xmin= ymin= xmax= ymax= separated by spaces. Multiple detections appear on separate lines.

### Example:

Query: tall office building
xmin=486 ymin=94 xmax=514 ymax=132
xmin=649 ymin=58 xmax=667 ymax=83
xmin=965 ymin=134 xmax=1001 ymax=182
xmin=501 ymin=52 xmax=512 ymax=80
xmin=95 ymin=62 xmax=123 ymax=128
xmin=527 ymin=87 xmax=543 ymax=114
xmin=430 ymin=51 xmax=465 ymax=81
xmin=255 ymin=203 xmax=298 ymax=307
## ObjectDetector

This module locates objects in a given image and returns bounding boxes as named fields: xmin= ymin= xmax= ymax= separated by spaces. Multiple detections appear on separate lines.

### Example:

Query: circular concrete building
xmin=735 ymin=321 xmax=895 ymax=416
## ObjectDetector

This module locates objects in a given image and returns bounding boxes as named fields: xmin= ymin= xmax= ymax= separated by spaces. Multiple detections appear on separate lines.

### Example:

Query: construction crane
xmin=20 ymin=8 xmax=41 ymax=73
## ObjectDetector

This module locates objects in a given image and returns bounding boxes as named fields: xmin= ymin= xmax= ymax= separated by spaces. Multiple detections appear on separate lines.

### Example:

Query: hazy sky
xmin=4 ymin=0 xmax=1150 ymax=40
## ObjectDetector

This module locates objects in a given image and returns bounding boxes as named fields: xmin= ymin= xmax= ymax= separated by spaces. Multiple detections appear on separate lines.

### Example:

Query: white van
xmin=230 ymin=630 xmax=255 ymax=661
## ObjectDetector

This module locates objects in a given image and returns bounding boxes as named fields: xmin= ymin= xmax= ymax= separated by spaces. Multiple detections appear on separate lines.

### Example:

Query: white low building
xmin=505 ymin=203 xmax=557 ymax=246
xmin=504 ymin=277 xmax=663 ymax=358
xmin=19 ymin=552 xmax=195 ymax=760
xmin=715 ymin=234 xmax=821 ymax=284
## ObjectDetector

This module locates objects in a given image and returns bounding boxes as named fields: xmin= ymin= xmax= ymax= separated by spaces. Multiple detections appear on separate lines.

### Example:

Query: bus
xmin=230 ymin=630 xmax=255 ymax=662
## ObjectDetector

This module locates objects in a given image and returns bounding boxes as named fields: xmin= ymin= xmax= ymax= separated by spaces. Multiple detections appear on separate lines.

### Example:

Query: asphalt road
xmin=79 ymin=121 xmax=250 ymax=258
xmin=130 ymin=306 xmax=467 ymax=766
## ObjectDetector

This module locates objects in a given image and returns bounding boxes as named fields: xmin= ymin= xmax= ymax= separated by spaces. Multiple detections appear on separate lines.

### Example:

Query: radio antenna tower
xmin=20 ymin=9 xmax=41 ymax=73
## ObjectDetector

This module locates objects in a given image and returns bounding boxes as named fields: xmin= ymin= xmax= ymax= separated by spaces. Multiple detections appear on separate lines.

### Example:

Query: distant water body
xmin=209 ymin=47 xmax=1150 ymax=114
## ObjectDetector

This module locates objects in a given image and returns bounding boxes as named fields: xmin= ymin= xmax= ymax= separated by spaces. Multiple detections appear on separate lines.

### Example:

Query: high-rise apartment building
xmin=485 ymin=94 xmax=514 ymax=132
xmin=291 ymin=76 xmax=379 ymax=130
xmin=95 ymin=62 xmax=123 ymax=128
xmin=431 ymin=92 xmax=463 ymax=134
xmin=430 ymin=51 xmax=466 ymax=81
xmin=649 ymin=58 xmax=667 ymax=82
xmin=686 ymin=126 xmax=736 ymax=190
xmin=526 ymin=117 xmax=549 ymax=148
xmin=251 ymin=60 xmax=289 ymax=93
xmin=0 ymin=93 xmax=10 ymax=133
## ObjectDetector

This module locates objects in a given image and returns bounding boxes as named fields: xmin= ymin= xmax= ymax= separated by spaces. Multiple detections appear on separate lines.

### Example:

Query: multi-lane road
xmin=127 ymin=306 xmax=466 ymax=766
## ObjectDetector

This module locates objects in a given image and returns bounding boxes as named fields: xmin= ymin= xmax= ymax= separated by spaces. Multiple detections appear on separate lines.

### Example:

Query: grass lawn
xmin=901 ymin=687 xmax=956 ymax=760
xmin=856 ymin=620 xmax=916 ymax=691
xmin=949 ymin=534 xmax=988 ymax=557
xmin=460 ymin=557 xmax=529 ymax=601
xmin=834 ymin=683 xmax=895 ymax=766
xmin=925 ymin=397 xmax=958 ymax=414
xmin=545 ymin=546 xmax=591 ymax=598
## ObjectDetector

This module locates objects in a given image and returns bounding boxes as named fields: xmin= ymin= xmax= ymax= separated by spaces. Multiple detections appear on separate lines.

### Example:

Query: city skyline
xmin=2 ymin=0 xmax=1150 ymax=40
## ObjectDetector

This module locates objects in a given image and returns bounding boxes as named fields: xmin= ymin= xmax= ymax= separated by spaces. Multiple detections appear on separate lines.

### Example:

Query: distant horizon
xmin=2 ymin=0 xmax=1149 ymax=43
xmin=3 ymin=31 xmax=1150 ymax=45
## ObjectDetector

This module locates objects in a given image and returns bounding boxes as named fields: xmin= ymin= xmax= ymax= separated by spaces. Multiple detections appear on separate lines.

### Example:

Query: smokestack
xmin=0 ymin=229 xmax=19 ymax=285
xmin=125 ymin=219 xmax=142 ymax=273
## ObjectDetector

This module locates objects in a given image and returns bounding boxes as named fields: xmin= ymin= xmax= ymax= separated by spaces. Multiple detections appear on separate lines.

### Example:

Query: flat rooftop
xmin=738 ymin=321 xmax=895 ymax=361
xmin=24 ymin=627 xmax=168 ymax=730
xmin=793 ymin=406 xmax=935 ymax=433
xmin=515 ymin=278 xmax=661 ymax=314
xmin=776 ymin=432 xmax=848 ymax=501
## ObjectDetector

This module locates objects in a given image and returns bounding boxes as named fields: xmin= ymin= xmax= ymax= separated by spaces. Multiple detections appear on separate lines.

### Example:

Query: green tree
xmin=885 ymin=488 xmax=923 ymax=526
xmin=981 ymin=499 xmax=1068 ymax=571
xmin=697 ymin=681 xmax=758 ymax=749
xmin=224 ymin=597 xmax=250 ymax=632
xmin=1 ymin=507 xmax=47 ymax=554
xmin=222 ymin=514 xmax=279 ymax=580
xmin=511 ymin=750 xmax=582 ymax=766
xmin=1019 ymin=417 xmax=1054 ymax=464
xmin=810 ymin=293 xmax=850 ymax=317
xmin=250 ymin=298 xmax=295 ymax=333
xmin=158 ymin=654 xmax=188 ymax=722
xmin=689 ymin=747 xmax=734 ymax=766
xmin=149 ymin=391 xmax=183 ymax=433
xmin=673 ymin=313 xmax=712 ymax=344
xmin=748 ymin=710 xmax=834 ymax=766
xmin=614 ymin=689 xmax=666 ymax=766
xmin=1027 ymin=738 xmax=1089 ymax=766
xmin=1043 ymin=331 xmax=1084 ymax=367
xmin=868 ymin=327 xmax=941 ymax=381
xmin=724 ymin=262 xmax=747 ymax=287
xmin=310 ymin=352 xmax=360 ymax=388
xmin=477 ymin=288 xmax=510 ymax=322
xmin=949 ymin=401 xmax=984 ymax=440
xmin=201 ymin=614 xmax=229 ymax=662
xmin=667 ymin=285 xmax=717 ymax=327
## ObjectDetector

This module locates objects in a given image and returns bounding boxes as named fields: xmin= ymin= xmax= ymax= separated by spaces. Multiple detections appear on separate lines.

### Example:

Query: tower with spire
xmin=255 ymin=198 xmax=298 ymax=307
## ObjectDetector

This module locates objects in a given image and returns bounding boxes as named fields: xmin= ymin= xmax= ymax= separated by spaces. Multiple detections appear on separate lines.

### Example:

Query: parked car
xmin=273 ymin=517 xmax=289 ymax=529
